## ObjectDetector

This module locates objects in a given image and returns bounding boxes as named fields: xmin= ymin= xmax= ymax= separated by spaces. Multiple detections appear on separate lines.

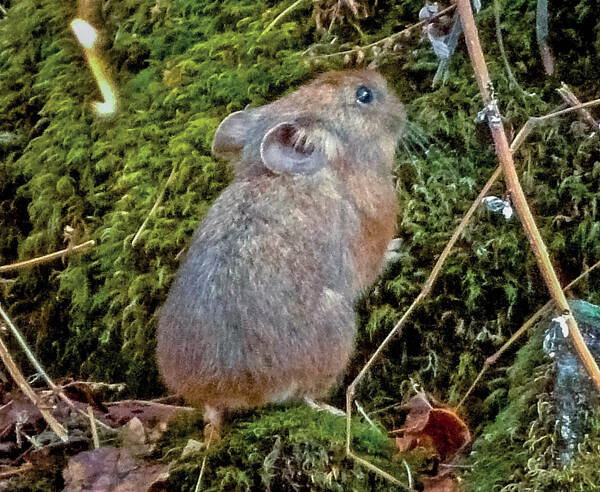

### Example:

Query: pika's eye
xmin=355 ymin=85 xmax=373 ymax=104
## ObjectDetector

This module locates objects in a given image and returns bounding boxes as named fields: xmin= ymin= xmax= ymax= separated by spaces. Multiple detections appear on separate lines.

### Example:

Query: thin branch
xmin=132 ymin=165 xmax=177 ymax=247
xmin=87 ymin=406 xmax=100 ymax=449
xmin=402 ymin=460 xmax=414 ymax=490
xmin=456 ymin=0 xmax=600 ymax=390
xmin=557 ymin=83 xmax=600 ymax=133
xmin=493 ymin=0 xmax=526 ymax=96
xmin=348 ymin=448 xmax=410 ymax=489
xmin=0 ymin=303 xmax=115 ymax=433
xmin=310 ymin=4 xmax=456 ymax=60
xmin=457 ymin=256 xmax=600 ymax=409
xmin=104 ymin=399 xmax=195 ymax=412
xmin=0 ymin=463 xmax=33 ymax=479
xmin=355 ymin=400 xmax=378 ymax=432
xmin=259 ymin=0 xmax=307 ymax=39
xmin=510 ymin=99 xmax=600 ymax=155
xmin=195 ymin=425 xmax=214 ymax=492
xmin=0 ymin=327 xmax=67 ymax=441
xmin=0 ymin=240 xmax=95 ymax=273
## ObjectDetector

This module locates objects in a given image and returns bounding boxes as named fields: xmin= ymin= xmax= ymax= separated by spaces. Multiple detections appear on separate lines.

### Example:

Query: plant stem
xmin=456 ymin=0 xmax=600 ymax=392
xmin=0 ymin=240 xmax=95 ymax=273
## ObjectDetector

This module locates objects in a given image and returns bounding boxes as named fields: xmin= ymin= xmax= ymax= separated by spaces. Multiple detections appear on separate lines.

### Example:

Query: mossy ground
xmin=1 ymin=0 xmax=600 ymax=489
xmin=157 ymin=404 xmax=412 ymax=491
xmin=466 ymin=325 xmax=600 ymax=491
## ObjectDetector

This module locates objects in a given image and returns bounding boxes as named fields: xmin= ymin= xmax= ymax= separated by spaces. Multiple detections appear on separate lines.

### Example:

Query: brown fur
xmin=157 ymin=70 xmax=405 ymax=428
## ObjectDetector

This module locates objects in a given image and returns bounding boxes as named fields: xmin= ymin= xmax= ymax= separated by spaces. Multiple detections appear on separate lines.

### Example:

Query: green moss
xmin=158 ymin=404 xmax=410 ymax=491
xmin=1 ymin=0 xmax=600 ymax=486
xmin=465 ymin=324 xmax=600 ymax=491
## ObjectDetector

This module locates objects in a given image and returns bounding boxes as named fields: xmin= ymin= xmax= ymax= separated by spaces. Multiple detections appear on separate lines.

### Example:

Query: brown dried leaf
xmin=392 ymin=393 xmax=471 ymax=462
xmin=422 ymin=474 xmax=463 ymax=492
xmin=63 ymin=446 xmax=168 ymax=492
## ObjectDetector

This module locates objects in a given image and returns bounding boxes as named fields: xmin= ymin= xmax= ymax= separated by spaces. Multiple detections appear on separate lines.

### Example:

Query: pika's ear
xmin=212 ymin=110 xmax=252 ymax=161
xmin=260 ymin=121 xmax=327 ymax=175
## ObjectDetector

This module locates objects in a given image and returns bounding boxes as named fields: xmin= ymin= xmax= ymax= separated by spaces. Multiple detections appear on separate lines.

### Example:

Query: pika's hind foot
xmin=203 ymin=405 xmax=223 ymax=444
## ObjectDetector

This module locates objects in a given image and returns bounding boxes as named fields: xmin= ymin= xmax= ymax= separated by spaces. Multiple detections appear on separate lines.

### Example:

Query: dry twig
xmin=132 ymin=165 xmax=177 ymax=247
xmin=557 ymin=83 xmax=600 ymax=134
xmin=0 ymin=323 xmax=67 ymax=441
xmin=0 ymin=303 xmax=115 ymax=433
xmin=87 ymin=406 xmax=100 ymax=449
xmin=260 ymin=0 xmax=307 ymax=39
xmin=104 ymin=399 xmax=195 ymax=412
xmin=0 ymin=463 xmax=33 ymax=479
xmin=456 ymin=0 xmax=600 ymax=391
xmin=308 ymin=4 xmax=456 ymax=60
xmin=0 ymin=240 xmax=95 ymax=273
xmin=457 ymin=256 xmax=600 ymax=409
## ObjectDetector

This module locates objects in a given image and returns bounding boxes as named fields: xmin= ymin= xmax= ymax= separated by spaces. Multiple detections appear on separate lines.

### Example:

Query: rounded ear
xmin=212 ymin=110 xmax=252 ymax=161
xmin=260 ymin=122 xmax=328 ymax=175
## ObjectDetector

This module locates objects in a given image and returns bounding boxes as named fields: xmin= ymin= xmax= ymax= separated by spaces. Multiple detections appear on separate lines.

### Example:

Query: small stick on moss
xmin=510 ymin=98 xmax=600 ymax=152
xmin=259 ymin=0 xmax=307 ymax=39
xmin=87 ymin=406 xmax=100 ymax=449
xmin=195 ymin=426 xmax=215 ymax=492
xmin=0 ymin=325 xmax=67 ymax=441
xmin=0 ymin=240 xmax=95 ymax=273
xmin=557 ymin=83 xmax=600 ymax=133
xmin=131 ymin=165 xmax=177 ymax=247
xmin=493 ymin=0 xmax=526 ymax=96
xmin=104 ymin=398 xmax=195 ymax=412
xmin=56 ymin=380 xmax=126 ymax=394
xmin=456 ymin=256 xmax=600 ymax=410
xmin=457 ymin=0 xmax=600 ymax=390
xmin=402 ymin=460 xmax=414 ymax=490
xmin=355 ymin=400 xmax=378 ymax=432
xmin=309 ymin=4 xmax=456 ymax=60
xmin=0 ymin=303 xmax=115 ymax=433
xmin=0 ymin=463 xmax=33 ymax=479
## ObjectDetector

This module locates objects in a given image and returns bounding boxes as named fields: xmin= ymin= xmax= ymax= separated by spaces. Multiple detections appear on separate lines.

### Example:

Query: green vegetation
xmin=1 ymin=0 xmax=600 ymax=488
xmin=158 ymin=405 xmax=408 ymax=491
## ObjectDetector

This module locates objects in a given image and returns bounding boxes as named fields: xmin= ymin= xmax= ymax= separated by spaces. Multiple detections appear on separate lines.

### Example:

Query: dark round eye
xmin=355 ymin=85 xmax=373 ymax=104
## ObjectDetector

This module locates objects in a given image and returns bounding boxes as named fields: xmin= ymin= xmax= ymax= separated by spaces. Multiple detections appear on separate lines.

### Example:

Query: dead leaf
xmin=422 ymin=474 xmax=463 ymax=492
xmin=392 ymin=393 xmax=471 ymax=462
xmin=105 ymin=399 xmax=192 ymax=427
xmin=63 ymin=446 xmax=168 ymax=492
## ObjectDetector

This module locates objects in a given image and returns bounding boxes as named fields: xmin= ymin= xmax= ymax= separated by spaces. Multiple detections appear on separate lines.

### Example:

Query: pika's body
xmin=157 ymin=70 xmax=404 ymax=425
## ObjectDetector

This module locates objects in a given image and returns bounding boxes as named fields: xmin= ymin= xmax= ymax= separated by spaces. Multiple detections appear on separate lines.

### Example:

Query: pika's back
xmin=157 ymin=170 xmax=358 ymax=408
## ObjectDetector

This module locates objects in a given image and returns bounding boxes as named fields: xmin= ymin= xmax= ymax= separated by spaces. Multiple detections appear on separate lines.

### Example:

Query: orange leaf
xmin=392 ymin=393 xmax=471 ymax=462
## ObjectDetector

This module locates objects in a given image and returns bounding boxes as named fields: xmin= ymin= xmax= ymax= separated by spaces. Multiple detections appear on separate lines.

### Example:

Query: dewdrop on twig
xmin=70 ymin=19 xmax=117 ymax=117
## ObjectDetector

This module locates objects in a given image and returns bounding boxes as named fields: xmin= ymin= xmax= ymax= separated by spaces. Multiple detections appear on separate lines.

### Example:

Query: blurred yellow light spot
xmin=70 ymin=19 xmax=97 ymax=49
xmin=70 ymin=18 xmax=117 ymax=117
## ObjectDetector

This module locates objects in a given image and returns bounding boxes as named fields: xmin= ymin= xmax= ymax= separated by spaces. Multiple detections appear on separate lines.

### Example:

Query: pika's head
xmin=212 ymin=70 xmax=405 ymax=178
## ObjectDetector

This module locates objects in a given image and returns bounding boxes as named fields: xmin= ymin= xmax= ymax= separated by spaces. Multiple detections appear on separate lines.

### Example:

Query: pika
xmin=157 ymin=70 xmax=404 ymax=429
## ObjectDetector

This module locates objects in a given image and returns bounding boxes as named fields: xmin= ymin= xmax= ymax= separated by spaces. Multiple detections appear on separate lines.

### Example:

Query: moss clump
xmin=465 ymin=324 xmax=600 ymax=491
xmin=158 ymin=404 xmax=410 ymax=491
